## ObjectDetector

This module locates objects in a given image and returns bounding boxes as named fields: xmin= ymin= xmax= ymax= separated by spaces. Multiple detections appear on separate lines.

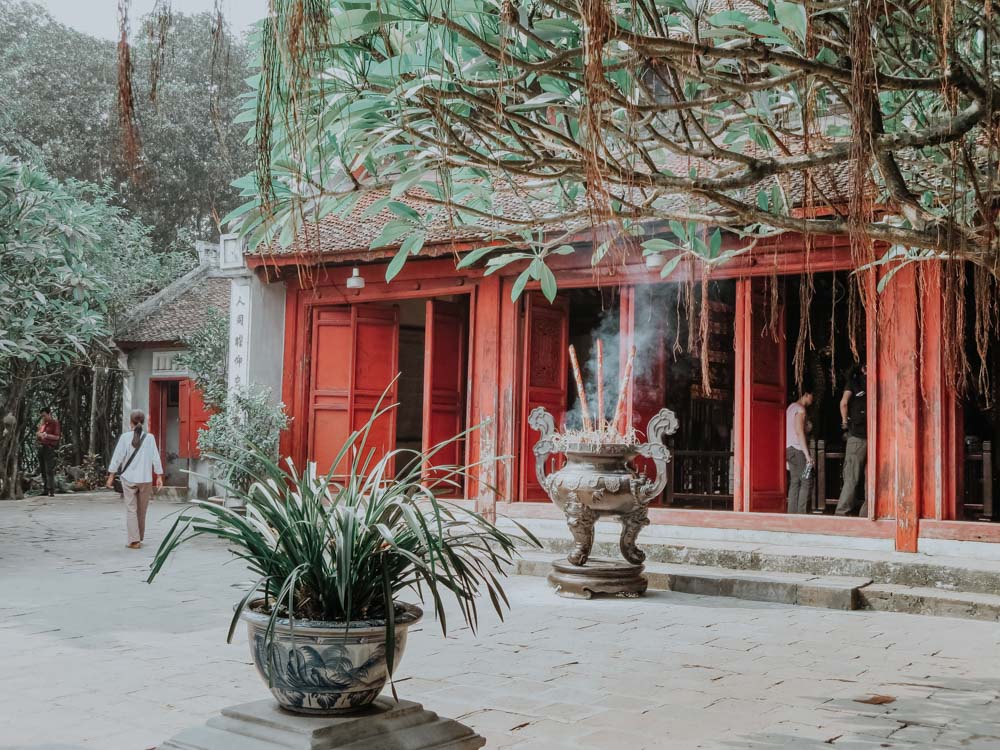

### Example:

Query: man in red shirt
xmin=36 ymin=407 xmax=60 ymax=497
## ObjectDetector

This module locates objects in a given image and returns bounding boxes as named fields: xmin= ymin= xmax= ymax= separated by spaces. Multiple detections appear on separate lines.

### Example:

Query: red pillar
xmin=874 ymin=265 xmax=921 ymax=552
xmin=468 ymin=276 xmax=505 ymax=517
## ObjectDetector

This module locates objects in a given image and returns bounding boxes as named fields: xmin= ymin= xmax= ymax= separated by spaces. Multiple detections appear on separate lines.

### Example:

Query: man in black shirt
xmin=835 ymin=366 xmax=868 ymax=516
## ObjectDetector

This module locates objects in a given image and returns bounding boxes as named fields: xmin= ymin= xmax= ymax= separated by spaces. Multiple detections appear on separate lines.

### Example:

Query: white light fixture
xmin=345 ymin=267 xmax=365 ymax=289
xmin=645 ymin=253 xmax=666 ymax=269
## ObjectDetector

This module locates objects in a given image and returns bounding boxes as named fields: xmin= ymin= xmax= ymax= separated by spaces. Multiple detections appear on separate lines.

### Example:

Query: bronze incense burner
xmin=529 ymin=407 xmax=679 ymax=597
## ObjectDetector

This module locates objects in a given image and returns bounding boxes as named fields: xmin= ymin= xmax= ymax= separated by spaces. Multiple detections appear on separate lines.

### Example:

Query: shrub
xmin=197 ymin=386 xmax=288 ymax=493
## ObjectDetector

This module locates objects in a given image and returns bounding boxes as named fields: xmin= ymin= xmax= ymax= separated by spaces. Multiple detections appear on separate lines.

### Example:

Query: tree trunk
xmin=88 ymin=361 xmax=101 ymax=456
xmin=0 ymin=364 xmax=31 ymax=499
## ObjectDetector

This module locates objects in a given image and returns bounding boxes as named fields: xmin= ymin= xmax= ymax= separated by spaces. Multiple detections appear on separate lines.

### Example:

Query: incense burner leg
xmin=618 ymin=505 xmax=650 ymax=565
xmin=563 ymin=494 xmax=598 ymax=566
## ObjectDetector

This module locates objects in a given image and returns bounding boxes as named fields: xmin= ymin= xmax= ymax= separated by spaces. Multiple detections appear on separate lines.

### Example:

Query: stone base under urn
xmin=548 ymin=558 xmax=648 ymax=599
xmin=159 ymin=697 xmax=486 ymax=750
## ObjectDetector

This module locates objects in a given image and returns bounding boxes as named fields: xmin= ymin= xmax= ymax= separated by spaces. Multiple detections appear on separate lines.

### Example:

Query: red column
xmin=468 ymin=276 xmax=503 ymax=516
xmin=874 ymin=265 xmax=921 ymax=552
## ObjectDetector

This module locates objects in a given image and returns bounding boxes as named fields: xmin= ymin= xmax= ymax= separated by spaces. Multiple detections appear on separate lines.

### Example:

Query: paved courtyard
xmin=2 ymin=493 xmax=1000 ymax=749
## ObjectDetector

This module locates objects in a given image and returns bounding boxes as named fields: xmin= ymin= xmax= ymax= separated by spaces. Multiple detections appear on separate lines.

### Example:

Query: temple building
xmin=224 ymin=189 xmax=999 ymax=556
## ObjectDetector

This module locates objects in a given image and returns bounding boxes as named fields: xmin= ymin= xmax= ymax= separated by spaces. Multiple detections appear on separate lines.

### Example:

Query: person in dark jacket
xmin=836 ymin=365 xmax=868 ymax=516
xmin=36 ymin=407 xmax=61 ymax=497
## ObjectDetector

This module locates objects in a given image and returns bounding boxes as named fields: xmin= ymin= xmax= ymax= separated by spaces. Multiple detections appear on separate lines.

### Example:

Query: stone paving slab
xmin=2 ymin=493 xmax=1000 ymax=749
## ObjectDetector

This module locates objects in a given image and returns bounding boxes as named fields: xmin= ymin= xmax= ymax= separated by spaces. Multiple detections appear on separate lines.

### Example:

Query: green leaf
xmin=538 ymin=263 xmax=558 ymax=302
xmin=773 ymin=2 xmax=807 ymax=42
xmin=709 ymin=229 xmax=722 ymax=258
xmin=511 ymin=269 xmax=531 ymax=301
xmin=387 ymin=201 xmax=423 ymax=224
xmin=659 ymin=254 xmax=684 ymax=279
xmin=456 ymin=245 xmax=496 ymax=268
xmin=386 ymin=245 xmax=410 ymax=281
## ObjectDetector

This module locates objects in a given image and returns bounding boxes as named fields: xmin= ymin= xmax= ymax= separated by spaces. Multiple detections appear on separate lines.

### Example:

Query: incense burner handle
xmin=634 ymin=408 xmax=679 ymax=503
xmin=528 ymin=406 xmax=557 ymax=489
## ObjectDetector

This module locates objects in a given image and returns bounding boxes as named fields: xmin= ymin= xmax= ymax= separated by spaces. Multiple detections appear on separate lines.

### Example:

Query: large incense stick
xmin=568 ymin=345 xmax=593 ymax=431
xmin=613 ymin=344 xmax=637 ymax=434
xmin=596 ymin=339 xmax=605 ymax=431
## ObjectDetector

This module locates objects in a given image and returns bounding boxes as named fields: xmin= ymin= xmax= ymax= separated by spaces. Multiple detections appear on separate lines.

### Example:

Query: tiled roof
xmin=116 ymin=274 xmax=230 ymax=346
xmin=264 ymin=185 xmax=575 ymax=258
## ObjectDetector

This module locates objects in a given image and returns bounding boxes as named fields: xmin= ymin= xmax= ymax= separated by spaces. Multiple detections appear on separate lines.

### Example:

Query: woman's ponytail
xmin=129 ymin=409 xmax=145 ymax=449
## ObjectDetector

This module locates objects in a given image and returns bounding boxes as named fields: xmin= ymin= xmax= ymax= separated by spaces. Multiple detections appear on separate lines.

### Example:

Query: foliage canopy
xmin=230 ymin=0 xmax=1000 ymax=289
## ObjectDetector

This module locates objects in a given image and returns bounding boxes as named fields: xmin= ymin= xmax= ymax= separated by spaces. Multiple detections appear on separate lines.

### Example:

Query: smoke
xmin=563 ymin=284 xmax=681 ymax=431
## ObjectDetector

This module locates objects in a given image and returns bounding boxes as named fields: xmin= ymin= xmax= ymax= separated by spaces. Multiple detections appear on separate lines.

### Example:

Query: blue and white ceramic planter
xmin=242 ymin=601 xmax=422 ymax=715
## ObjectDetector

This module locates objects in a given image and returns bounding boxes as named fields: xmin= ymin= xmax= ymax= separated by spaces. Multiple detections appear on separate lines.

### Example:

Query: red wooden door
xmin=422 ymin=300 xmax=468 ymax=495
xmin=737 ymin=279 xmax=788 ymax=512
xmin=519 ymin=292 xmax=569 ymax=501
xmin=178 ymin=379 xmax=213 ymax=459
xmin=308 ymin=305 xmax=400 ymax=477
xmin=308 ymin=307 xmax=354 ymax=475
xmin=350 ymin=305 xmax=400 ymax=476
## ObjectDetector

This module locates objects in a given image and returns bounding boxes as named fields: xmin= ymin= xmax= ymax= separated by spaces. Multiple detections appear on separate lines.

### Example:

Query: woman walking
xmin=106 ymin=410 xmax=163 ymax=549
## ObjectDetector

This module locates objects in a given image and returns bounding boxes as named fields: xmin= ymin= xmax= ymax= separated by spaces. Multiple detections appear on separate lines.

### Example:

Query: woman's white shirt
xmin=110 ymin=431 xmax=164 ymax=485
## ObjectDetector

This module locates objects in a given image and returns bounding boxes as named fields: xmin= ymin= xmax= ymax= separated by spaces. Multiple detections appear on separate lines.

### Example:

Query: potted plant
xmin=148 ymin=399 xmax=537 ymax=714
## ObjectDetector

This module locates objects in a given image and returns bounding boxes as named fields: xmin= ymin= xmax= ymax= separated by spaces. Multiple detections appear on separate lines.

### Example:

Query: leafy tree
xmin=176 ymin=307 xmax=229 ymax=409
xmin=0 ymin=156 xmax=110 ymax=497
xmin=229 ymin=0 xmax=1000 ymax=287
xmin=0 ymin=1 xmax=253 ymax=250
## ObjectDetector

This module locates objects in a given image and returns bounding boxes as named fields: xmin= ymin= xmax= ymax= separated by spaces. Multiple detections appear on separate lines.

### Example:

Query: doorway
xmin=305 ymin=295 xmax=470 ymax=494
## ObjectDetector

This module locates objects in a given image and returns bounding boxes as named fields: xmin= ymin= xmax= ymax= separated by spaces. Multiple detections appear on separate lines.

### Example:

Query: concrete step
xmin=859 ymin=583 xmax=1000 ymax=622
xmin=516 ymin=552 xmax=872 ymax=611
xmin=156 ymin=485 xmax=189 ymax=503
xmin=503 ymin=517 xmax=1000 ymax=597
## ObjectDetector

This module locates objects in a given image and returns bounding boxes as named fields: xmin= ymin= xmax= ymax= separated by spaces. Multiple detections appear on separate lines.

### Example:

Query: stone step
xmin=859 ymin=583 xmax=1000 ymax=621
xmin=156 ymin=485 xmax=189 ymax=503
xmin=504 ymin=518 xmax=1000 ymax=596
xmin=515 ymin=553 xmax=872 ymax=611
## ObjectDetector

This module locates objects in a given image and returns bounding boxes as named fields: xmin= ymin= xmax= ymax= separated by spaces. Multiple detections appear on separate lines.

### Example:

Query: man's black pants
xmin=38 ymin=445 xmax=56 ymax=494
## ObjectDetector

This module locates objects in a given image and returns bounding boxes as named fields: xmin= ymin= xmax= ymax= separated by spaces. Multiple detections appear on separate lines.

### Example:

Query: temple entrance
xmin=305 ymin=296 xmax=469 ymax=494
xmin=782 ymin=272 xmax=867 ymax=515
xmin=958 ymin=265 xmax=1000 ymax=522
xmin=632 ymin=281 xmax=736 ymax=510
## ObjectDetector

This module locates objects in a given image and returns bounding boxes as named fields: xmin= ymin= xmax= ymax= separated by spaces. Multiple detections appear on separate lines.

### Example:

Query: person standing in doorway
xmin=836 ymin=365 xmax=868 ymax=516
xmin=36 ymin=407 xmax=61 ymax=496
xmin=106 ymin=410 xmax=163 ymax=549
xmin=786 ymin=389 xmax=815 ymax=514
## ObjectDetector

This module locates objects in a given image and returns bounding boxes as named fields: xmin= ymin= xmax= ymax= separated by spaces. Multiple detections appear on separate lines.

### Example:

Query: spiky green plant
xmin=147 ymin=390 xmax=538 ymax=678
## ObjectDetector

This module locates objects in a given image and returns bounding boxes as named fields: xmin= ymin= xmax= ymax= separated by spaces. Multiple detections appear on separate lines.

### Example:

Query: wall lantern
xmin=345 ymin=267 xmax=365 ymax=290
xmin=644 ymin=253 xmax=666 ymax=269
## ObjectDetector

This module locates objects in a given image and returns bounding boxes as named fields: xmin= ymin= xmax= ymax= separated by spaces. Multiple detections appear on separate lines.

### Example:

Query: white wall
xmin=226 ymin=242 xmax=286 ymax=407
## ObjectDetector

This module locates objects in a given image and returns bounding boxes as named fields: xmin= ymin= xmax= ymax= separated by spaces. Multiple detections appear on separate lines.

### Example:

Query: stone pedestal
xmin=159 ymin=697 xmax=485 ymax=750
xmin=548 ymin=558 xmax=647 ymax=599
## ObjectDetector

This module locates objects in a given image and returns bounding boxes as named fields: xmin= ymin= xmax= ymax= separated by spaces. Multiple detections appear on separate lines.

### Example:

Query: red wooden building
xmin=250 ymin=188 xmax=998 ymax=554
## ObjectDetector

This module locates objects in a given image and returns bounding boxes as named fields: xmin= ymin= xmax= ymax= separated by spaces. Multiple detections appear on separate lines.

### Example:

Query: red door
xmin=308 ymin=305 xmax=400 ymax=478
xmin=350 ymin=305 xmax=400 ymax=476
xmin=519 ymin=292 xmax=569 ymax=501
xmin=177 ymin=379 xmax=214 ymax=459
xmin=736 ymin=279 xmax=787 ymax=512
xmin=422 ymin=300 xmax=468 ymax=495
xmin=308 ymin=307 xmax=354 ymax=475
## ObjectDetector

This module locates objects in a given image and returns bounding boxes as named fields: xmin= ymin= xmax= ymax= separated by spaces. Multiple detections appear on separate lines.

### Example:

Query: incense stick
xmin=596 ymin=339 xmax=605 ymax=431
xmin=568 ymin=345 xmax=593 ymax=431
xmin=613 ymin=344 xmax=636 ymax=433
